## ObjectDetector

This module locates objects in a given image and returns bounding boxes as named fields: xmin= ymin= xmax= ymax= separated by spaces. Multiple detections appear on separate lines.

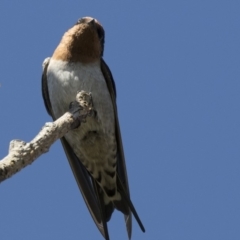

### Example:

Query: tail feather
xmin=116 ymin=174 xmax=146 ymax=233
xmin=92 ymin=178 xmax=114 ymax=240
xmin=125 ymin=213 xmax=132 ymax=240
xmin=113 ymin=199 xmax=129 ymax=215
xmin=114 ymin=196 xmax=132 ymax=240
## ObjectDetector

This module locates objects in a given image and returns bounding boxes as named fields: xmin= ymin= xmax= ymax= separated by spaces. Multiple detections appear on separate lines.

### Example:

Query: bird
xmin=41 ymin=17 xmax=145 ymax=239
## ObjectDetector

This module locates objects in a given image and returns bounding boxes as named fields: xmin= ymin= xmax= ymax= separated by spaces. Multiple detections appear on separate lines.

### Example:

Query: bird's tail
xmin=93 ymin=174 xmax=145 ymax=239
xmin=92 ymin=179 xmax=114 ymax=240
xmin=114 ymin=174 xmax=145 ymax=233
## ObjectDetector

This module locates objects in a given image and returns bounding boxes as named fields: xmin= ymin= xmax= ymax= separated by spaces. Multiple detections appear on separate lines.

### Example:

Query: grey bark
xmin=0 ymin=91 xmax=94 ymax=183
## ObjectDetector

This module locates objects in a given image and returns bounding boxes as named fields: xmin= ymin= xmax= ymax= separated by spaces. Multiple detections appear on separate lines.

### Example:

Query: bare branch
xmin=0 ymin=91 xmax=94 ymax=183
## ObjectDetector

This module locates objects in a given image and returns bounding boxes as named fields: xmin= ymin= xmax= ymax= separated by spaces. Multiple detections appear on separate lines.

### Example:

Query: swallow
xmin=41 ymin=17 xmax=145 ymax=239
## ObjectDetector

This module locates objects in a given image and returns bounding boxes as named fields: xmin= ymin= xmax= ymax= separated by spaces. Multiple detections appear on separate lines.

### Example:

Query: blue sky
xmin=0 ymin=1 xmax=240 ymax=239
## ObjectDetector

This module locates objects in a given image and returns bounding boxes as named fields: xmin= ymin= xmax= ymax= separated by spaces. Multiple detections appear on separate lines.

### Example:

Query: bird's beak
xmin=88 ymin=18 xmax=96 ymax=27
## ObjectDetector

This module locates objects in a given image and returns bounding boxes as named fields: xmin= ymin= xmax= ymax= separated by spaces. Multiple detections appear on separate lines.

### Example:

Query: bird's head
xmin=52 ymin=17 xmax=105 ymax=63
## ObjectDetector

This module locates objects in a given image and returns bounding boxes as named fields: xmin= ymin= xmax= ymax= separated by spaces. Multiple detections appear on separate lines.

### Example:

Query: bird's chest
xmin=47 ymin=59 xmax=115 ymax=141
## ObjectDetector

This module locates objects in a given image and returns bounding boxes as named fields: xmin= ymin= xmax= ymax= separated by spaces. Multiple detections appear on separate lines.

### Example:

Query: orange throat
xmin=52 ymin=24 xmax=101 ymax=63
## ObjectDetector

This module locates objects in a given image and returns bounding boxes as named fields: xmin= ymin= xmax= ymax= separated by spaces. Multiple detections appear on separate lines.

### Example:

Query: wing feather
xmin=101 ymin=59 xmax=133 ymax=238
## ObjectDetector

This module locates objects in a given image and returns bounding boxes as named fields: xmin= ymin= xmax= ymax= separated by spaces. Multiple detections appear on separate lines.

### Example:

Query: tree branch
xmin=0 ymin=91 xmax=94 ymax=183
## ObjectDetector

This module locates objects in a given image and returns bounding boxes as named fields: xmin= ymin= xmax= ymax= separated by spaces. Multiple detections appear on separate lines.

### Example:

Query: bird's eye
xmin=95 ymin=25 xmax=105 ymax=56
xmin=96 ymin=26 xmax=104 ymax=41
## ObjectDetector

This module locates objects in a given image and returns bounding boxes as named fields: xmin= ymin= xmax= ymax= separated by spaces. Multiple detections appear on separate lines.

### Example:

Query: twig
xmin=0 ymin=91 xmax=94 ymax=183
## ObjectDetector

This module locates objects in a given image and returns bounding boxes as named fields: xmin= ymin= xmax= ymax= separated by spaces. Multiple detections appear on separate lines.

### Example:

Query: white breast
xmin=47 ymin=59 xmax=115 ymax=157
xmin=47 ymin=59 xmax=114 ymax=130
